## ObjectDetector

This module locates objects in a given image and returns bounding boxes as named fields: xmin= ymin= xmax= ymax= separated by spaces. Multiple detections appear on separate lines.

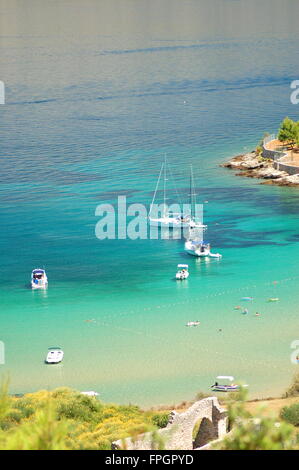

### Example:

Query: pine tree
xmin=278 ymin=117 xmax=298 ymax=147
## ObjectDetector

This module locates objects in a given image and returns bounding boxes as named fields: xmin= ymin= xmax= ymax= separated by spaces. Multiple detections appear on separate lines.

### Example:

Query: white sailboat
xmin=149 ymin=157 xmax=206 ymax=229
xmin=184 ymin=170 xmax=222 ymax=258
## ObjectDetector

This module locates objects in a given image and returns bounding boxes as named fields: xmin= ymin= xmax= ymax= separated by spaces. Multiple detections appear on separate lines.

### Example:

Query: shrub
xmin=280 ymin=403 xmax=299 ymax=426
xmin=214 ymin=388 xmax=297 ymax=450
xmin=151 ymin=412 xmax=169 ymax=428
xmin=284 ymin=373 xmax=299 ymax=398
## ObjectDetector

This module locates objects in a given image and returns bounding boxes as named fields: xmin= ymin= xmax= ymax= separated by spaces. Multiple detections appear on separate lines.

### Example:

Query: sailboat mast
xmin=149 ymin=163 xmax=164 ymax=218
xmin=163 ymin=154 xmax=167 ymax=218
xmin=190 ymin=164 xmax=194 ymax=219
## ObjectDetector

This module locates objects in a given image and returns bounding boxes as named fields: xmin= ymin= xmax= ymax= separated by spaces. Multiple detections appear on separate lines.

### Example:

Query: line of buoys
xmin=93 ymin=319 xmax=278 ymax=367
xmin=95 ymin=274 xmax=299 ymax=323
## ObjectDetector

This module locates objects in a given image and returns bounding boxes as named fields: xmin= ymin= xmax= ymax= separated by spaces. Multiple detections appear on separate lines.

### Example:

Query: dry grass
xmin=244 ymin=397 xmax=299 ymax=419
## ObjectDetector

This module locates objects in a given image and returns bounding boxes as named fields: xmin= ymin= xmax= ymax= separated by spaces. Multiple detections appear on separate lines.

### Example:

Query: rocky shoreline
xmin=221 ymin=151 xmax=299 ymax=186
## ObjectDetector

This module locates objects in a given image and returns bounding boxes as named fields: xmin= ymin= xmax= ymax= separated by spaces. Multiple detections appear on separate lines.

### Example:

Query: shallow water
xmin=0 ymin=0 xmax=299 ymax=406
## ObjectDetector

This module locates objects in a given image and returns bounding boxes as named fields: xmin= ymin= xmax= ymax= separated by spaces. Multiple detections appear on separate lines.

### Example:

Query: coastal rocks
xmin=257 ymin=168 xmax=288 ymax=179
xmin=262 ymin=173 xmax=299 ymax=186
xmin=221 ymin=152 xmax=262 ymax=170
xmin=284 ymin=174 xmax=299 ymax=184
xmin=221 ymin=152 xmax=299 ymax=186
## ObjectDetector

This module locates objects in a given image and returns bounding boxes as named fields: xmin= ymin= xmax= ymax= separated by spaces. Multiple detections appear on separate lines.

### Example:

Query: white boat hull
xmin=184 ymin=241 xmax=222 ymax=258
xmin=31 ymin=269 xmax=48 ymax=289
xmin=46 ymin=350 xmax=64 ymax=364
xmin=149 ymin=217 xmax=206 ymax=229
xmin=176 ymin=272 xmax=189 ymax=280
xmin=31 ymin=280 xmax=48 ymax=289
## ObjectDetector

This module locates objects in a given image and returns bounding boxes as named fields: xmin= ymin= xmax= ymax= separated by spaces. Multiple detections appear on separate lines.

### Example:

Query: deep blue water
xmin=0 ymin=0 xmax=299 ymax=405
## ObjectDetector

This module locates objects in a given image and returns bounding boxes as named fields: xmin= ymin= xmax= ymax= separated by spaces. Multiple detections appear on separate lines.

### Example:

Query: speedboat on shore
xmin=31 ymin=269 xmax=48 ymax=289
xmin=211 ymin=376 xmax=248 ymax=392
xmin=45 ymin=348 xmax=64 ymax=364
xmin=176 ymin=264 xmax=189 ymax=280
xmin=185 ymin=240 xmax=222 ymax=258
xmin=81 ymin=391 xmax=99 ymax=397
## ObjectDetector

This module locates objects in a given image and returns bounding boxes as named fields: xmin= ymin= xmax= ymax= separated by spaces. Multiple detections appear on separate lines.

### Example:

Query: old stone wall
xmin=112 ymin=397 xmax=227 ymax=450
xmin=262 ymin=138 xmax=299 ymax=175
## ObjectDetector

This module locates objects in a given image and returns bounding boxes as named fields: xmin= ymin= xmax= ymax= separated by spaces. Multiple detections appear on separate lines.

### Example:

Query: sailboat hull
xmin=150 ymin=217 xmax=191 ymax=228
xmin=149 ymin=218 xmax=206 ymax=229
xmin=184 ymin=241 xmax=222 ymax=258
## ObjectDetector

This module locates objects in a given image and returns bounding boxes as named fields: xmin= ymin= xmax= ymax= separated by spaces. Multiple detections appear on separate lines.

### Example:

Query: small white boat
xmin=176 ymin=264 xmax=189 ymax=280
xmin=185 ymin=240 xmax=222 ymax=258
xmin=211 ymin=376 xmax=248 ymax=392
xmin=186 ymin=321 xmax=200 ymax=327
xmin=81 ymin=391 xmax=99 ymax=397
xmin=45 ymin=348 xmax=64 ymax=364
xmin=31 ymin=268 xmax=48 ymax=289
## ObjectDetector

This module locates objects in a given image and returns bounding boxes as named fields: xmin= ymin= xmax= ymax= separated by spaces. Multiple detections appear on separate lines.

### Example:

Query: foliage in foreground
xmin=0 ymin=382 xmax=169 ymax=450
xmin=214 ymin=388 xmax=298 ymax=450
xmin=280 ymin=403 xmax=299 ymax=427
xmin=2 ymin=377 xmax=299 ymax=450
xmin=284 ymin=372 xmax=299 ymax=398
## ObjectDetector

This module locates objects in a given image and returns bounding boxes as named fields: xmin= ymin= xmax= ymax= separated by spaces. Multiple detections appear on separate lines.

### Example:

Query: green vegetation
xmin=284 ymin=372 xmax=299 ymax=398
xmin=0 ymin=382 xmax=169 ymax=450
xmin=214 ymin=388 xmax=298 ymax=450
xmin=3 ymin=376 xmax=299 ymax=450
xmin=280 ymin=403 xmax=299 ymax=427
xmin=277 ymin=117 xmax=299 ymax=147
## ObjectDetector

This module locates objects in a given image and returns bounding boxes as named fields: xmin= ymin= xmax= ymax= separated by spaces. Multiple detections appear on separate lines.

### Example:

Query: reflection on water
xmin=175 ymin=279 xmax=189 ymax=290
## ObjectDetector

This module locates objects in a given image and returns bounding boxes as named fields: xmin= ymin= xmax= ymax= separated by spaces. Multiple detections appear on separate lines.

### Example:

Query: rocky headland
xmin=221 ymin=151 xmax=299 ymax=186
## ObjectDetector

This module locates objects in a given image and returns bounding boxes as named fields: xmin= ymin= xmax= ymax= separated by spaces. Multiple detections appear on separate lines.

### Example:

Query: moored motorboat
xmin=186 ymin=321 xmax=200 ymax=327
xmin=184 ymin=239 xmax=222 ymax=258
xmin=211 ymin=375 xmax=248 ymax=392
xmin=45 ymin=347 xmax=64 ymax=364
xmin=31 ymin=268 xmax=48 ymax=289
xmin=176 ymin=264 xmax=189 ymax=280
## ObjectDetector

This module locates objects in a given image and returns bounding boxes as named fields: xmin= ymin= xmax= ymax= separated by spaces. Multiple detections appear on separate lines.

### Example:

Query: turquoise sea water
xmin=1 ymin=0 xmax=299 ymax=406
